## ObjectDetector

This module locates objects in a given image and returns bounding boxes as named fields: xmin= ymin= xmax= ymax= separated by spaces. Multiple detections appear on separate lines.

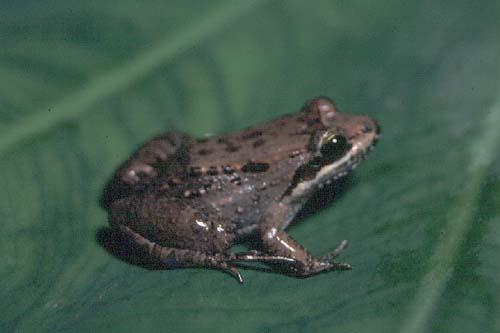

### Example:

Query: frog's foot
xmin=323 ymin=261 xmax=352 ymax=271
xmin=200 ymin=251 xmax=297 ymax=283
xmin=284 ymin=258 xmax=351 ymax=277
xmin=316 ymin=239 xmax=351 ymax=271
xmin=230 ymin=250 xmax=297 ymax=264
xmin=229 ymin=250 xmax=351 ymax=277
xmin=301 ymin=240 xmax=351 ymax=274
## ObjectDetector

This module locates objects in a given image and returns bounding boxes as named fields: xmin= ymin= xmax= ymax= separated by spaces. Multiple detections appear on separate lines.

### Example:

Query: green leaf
xmin=2 ymin=1 xmax=500 ymax=332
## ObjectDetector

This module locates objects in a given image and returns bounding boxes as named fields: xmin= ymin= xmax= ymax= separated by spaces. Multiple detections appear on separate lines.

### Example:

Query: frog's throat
xmin=284 ymin=140 xmax=374 ymax=201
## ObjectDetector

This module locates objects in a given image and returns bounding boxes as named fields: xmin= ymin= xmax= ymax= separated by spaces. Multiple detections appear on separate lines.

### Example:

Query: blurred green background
xmin=1 ymin=1 xmax=500 ymax=332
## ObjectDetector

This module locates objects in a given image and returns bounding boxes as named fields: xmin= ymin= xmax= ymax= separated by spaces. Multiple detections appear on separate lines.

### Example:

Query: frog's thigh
xmin=119 ymin=225 xmax=243 ymax=282
xmin=117 ymin=132 xmax=191 ymax=185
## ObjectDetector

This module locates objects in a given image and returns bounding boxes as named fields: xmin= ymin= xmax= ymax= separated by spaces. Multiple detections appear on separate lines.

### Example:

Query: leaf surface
xmin=1 ymin=1 xmax=500 ymax=332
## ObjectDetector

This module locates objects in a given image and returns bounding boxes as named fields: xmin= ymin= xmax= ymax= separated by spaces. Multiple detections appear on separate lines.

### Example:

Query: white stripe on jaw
xmin=287 ymin=141 xmax=365 ymax=200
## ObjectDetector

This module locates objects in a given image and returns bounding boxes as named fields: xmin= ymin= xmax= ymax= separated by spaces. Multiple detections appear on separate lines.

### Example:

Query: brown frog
xmin=102 ymin=97 xmax=380 ymax=283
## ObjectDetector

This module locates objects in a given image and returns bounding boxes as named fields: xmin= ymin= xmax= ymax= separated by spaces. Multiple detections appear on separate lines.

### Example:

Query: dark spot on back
xmin=190 ymin=166 xmax=202 ymax=177
xmin=217 ymin=137 xmax=240 ymax=152
xmin=197 ymin=148 xmax=213 ymax=156
xmin=241 ymin=130 xmax=263 ymax=140
xmin=296 ymin=115 xmax=307 ymax=123
xmin=225 ymin=145 xmax=240 ymax=153
xmin=196 ymin=137 xmax=209 ymax=143
xmin=253 ymin=138 xmax=266 ymax=148
xmin=207 ymin=166 xmax=219 ymax=176
xmin=241 ymin=162 xmax=270 ymax=173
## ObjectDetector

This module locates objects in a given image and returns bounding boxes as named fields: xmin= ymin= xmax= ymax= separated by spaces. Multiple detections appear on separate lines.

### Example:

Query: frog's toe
xmin=331 ymin=262 xmax=352 ymax=270
xmin=230 ymin=267 xmax=244 ymax=284
xmin=220 ymin=264 xmax=243 ymax=284
xmin=320 ymin=239 xmax=349 ymax=262
xmin=230 ymin=251 xmax=296 ymax=264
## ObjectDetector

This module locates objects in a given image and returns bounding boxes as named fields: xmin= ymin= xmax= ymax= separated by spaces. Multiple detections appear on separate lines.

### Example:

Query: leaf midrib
xmin=399 ymin=92 xmax=500 ymax=333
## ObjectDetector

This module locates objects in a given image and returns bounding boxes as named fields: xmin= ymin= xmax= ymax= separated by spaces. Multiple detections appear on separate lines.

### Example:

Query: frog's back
xmin=164 ymin=114 xmax=318 ymax=237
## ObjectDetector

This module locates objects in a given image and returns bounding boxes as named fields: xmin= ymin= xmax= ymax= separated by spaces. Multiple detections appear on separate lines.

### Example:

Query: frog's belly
xmin=194 ymin=175 xmax=291 ymax=238
xmin=231 ymin=203 xmax=303 ymax=239
xmin=203 ymin=189 xmax=266 ymax=239
xmin=209 ymin=194 xmax=304 ymax=240
xmin=218 ymin=199 xmax=262 ymax=239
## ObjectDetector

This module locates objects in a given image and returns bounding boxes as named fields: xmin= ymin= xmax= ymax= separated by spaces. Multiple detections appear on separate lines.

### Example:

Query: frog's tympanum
xmin=103 ymin=97 xmax=380 ymax=282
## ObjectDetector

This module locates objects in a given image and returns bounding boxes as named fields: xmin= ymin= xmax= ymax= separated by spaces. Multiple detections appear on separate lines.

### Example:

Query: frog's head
xmin=285 ymin=97 xmax=380 ymax=200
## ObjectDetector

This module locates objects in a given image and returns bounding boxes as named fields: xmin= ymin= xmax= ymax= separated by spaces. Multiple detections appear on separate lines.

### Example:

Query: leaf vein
xmin=0 ymin=0 xmax=266 ymax=157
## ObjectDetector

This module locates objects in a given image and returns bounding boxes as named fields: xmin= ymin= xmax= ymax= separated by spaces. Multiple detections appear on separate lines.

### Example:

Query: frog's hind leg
xmin=101 ymin=132 xmax=191 ymax=208
xmin=119 ymin=225 xmax=244 ymax=283
xmin=116 ymin=132 xmax=191 ymax=186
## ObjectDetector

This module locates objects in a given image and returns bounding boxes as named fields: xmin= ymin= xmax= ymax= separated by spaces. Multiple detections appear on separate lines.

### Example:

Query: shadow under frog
xmin=97 ymin=97 xmax=379 ymax=283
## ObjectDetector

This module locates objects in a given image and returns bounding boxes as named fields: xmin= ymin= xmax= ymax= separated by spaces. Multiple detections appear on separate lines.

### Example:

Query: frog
xmin=102 ymin=97 xmax=380 ymax=283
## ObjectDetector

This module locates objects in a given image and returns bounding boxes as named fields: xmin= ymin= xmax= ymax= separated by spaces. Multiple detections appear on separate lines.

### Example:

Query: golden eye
xmin=320 ymin=134 xmax=350 ymax=162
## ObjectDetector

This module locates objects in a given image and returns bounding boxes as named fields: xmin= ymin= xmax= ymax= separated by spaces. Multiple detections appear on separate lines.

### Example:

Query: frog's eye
xmin=320 ymin=134 xmax=350 ymax=162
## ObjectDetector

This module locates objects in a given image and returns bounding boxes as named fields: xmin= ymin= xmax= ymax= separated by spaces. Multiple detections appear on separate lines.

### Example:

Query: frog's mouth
xmin=284 ymin=121 xmax=380 ymax=200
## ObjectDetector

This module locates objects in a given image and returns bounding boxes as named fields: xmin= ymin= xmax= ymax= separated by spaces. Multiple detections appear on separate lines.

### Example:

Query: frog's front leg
xmin=258 ymin=203 xmax=352 ymax=277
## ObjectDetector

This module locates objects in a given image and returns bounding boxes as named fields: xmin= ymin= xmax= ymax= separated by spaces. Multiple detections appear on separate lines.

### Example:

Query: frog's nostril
xmin=361 ymin=121 xmax=381 ymax=135
xmin=361 ymin=122 xmax=373 ymax=134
